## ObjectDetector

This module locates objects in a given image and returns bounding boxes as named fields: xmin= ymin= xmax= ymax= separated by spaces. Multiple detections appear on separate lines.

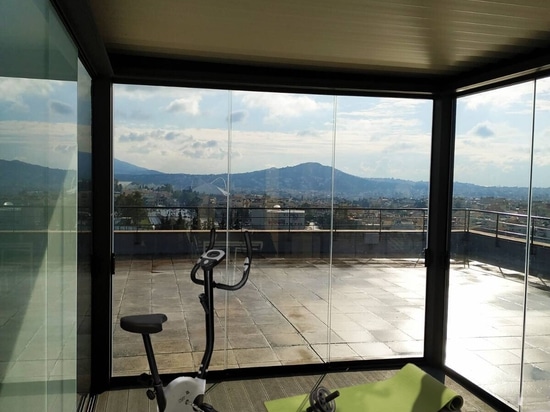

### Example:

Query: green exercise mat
xmin=264 ymin=363 xmax=464 ymax=412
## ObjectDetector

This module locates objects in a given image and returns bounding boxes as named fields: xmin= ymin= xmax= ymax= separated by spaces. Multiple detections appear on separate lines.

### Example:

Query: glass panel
xmin=230 ymin=90 xmax=335 ymax=365
xmin=449 ymin=82 xmax=535 ymax=408
xmin=333 ymin=96 xmax=431 ymax=361
xmin=112 ymin=86 xmax=433 ymax=377
xmin=76 ymin=61 xmax=92 ymax=394
xmin=522 ymin=77 xmax=550 ymax=411
xmin=112 ymin=85 xmax=233 ymax=375
xmin=0 ymin=0 xmax=80 ymax=410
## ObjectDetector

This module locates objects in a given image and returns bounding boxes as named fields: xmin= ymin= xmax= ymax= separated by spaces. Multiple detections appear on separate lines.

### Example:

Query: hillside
xmin=114 ymin=161 xmax=550 ymax=200
xmin=1 ymin=158 xmax=549 ymax=200
xmin=0 ymin=159 xmax=76 ymax=194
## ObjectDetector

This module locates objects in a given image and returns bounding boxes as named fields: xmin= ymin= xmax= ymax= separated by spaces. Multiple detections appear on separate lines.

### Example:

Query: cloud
xmin=115 ymin=108 xmax=152 ymax=121
xmin=192 ymin=140 xmax=217 ymax=149
xmin=115 ymin=84 xmax=185 ymax=101
xmin=119 ymin=132 xmax=148 ymax=143
xmin=0 ymin=120 xmax=78 ymax=169
xmin=0 ymin=78 xmax=55 ymax=114
xmin=0 ymin=120 xmax=75 ymax=140
xmin=54 ymin=143 xmax=76 ymax=153
xmin=114 ymin=125 xmax=229 ymax=171
xmin=230 ymin=110 xmax=247 ymax=123
xmin=473 ymin=124 xmax=495 ymax=138
xmin=0 ymin=78 xmax=53 ymax=102
xmin=297 ymin=129 xmax=324 ymax=137
xmin=164 ymin=96 xmax=202 ymax=115
xmin=238 ymin=91 xmax=331 ymax=121
xmin=461 ymin=82 xmax=534 ymax=111
xmin=182 ymin=140 xmax=225 ymax=160
xmin=50 ymin=101 xmax=74 ymax=115
xmin=164 ymin=131 xmax=178 ymax=141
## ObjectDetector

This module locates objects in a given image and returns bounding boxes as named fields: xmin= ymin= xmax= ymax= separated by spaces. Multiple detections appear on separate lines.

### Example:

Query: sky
xmin=2 ymin=75 xmax=550 ymax=187
xmin=113 ymin=85 xmax=433 ymax=181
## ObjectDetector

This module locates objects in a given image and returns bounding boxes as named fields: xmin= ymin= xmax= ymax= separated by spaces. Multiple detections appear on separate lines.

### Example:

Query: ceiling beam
xmin=50 ymin=0 xmax=113 ymax=77
xmin=109 ymin=52 xmax=443 ymax=97
xmin=448 ymin=41 xmax=550 ymax=95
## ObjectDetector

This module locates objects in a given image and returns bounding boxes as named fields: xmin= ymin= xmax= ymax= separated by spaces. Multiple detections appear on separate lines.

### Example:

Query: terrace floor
xmin=112 ymin=255 xmax=550 ymax=410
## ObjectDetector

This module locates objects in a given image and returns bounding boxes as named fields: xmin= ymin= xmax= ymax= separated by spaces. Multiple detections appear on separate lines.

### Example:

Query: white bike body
xmin=162 ymin=376 xmax=206 ymax=412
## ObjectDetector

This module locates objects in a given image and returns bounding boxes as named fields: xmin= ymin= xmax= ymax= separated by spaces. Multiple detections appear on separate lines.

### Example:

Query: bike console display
xmin=199 ymin=249 xmax=226 ymax=270
xmin=190 ymin=228 xmax=252 ymax=291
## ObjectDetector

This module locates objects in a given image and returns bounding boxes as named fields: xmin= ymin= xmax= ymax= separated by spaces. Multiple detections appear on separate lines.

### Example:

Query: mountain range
xmin=0 ymin=159 xmax=76 ymax=194
xmin=115 ymin=161 xmax=432 ymax=199
xmin=2 ymin=157 xmax=550 ymax=200
xmin=114 ymin=160 xmax=550 ymax=200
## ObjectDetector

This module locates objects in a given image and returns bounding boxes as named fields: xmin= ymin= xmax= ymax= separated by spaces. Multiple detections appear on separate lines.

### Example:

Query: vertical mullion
xmin=424 ymin=94 xmax=456 ymax=369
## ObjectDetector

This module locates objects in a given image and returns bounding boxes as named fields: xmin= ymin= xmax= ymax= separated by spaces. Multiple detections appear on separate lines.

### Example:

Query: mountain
xmin=114 ymin=158 xmax=161 ymax=175
xmin=114 ymin=160 xmax=550 ymax=200
xmin=2 ymin=158 xmax=549 ymax=200
xmin=114 ymin=162 xmax=429 ymax=198
xmin=0 ymin=159 xmax=76 ymax=195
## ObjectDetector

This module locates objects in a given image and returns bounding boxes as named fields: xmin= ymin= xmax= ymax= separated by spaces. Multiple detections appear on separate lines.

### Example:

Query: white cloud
xmin=454 ymin=126 xmax=533 ymax=186
xmin=164 ymin=95 xmax=202 ymax=115
xmin=50 ymin=100 xmax=74 ymax=115
xmin=238 ymin=91 xmax=332 ymax=121
xmin=0 ymin=120 xmax=75 ymax=140
xmin=115 ymin=84 xmax=188 ymax=101
xmin=461 ymin=82 xmax=534 ymax=111
xmin=0 ymin=77 xmax=53 ymax=100
xmin=115 ymin=125 xmax=229 ymax=173
xmin=113 ymin=95 xmax=433 ymax=180
xmin=0 ymin=77 xmax=54 ymax=112
xmin=0 ymin=120 xmax=77 ymax=169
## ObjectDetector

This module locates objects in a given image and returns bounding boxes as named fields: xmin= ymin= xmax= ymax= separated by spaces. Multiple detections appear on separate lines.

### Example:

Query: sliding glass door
xmin=449 ymin=79 xmax=550 ymax=411
xmin=111 ymin=85 xmax=432 ymax=376
xmin=0 ymin=0 xmax=92 ymax=410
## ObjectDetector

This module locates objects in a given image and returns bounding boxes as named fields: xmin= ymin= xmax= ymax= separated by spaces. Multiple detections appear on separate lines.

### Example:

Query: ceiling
xmin=87 ymin=0 xmax=550 ymax=80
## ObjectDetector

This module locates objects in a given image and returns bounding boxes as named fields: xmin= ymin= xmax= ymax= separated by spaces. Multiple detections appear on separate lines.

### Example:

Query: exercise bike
xmin=120 ymin=228 xmax=252 ymax=412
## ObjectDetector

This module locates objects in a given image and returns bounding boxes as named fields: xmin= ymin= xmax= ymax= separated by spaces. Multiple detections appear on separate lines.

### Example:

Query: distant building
xmin=249 ymin=205 xmax=305 ymax=229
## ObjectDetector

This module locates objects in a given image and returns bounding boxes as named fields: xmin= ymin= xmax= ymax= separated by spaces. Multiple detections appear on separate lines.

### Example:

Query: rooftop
xmin=112 ymin=255 xmax=550 ymax=409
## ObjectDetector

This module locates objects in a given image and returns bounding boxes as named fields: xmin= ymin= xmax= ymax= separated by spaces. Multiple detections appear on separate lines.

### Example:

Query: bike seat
xmin=120 ymin=313 xmax=168 ymax=334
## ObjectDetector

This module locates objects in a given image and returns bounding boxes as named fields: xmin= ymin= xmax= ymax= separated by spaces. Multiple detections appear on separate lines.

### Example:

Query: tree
xmin=175 ymin=188 xmax=202 ymax=207
xmin=114 ymin=191 xmax=147 ymax=226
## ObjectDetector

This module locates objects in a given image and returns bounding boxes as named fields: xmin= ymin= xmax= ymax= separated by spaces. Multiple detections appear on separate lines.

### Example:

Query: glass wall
xmin=111 ymin=85 xmax=432 ymax=376
xmin=449 ymin=79 xmax=550 ymax=410
xmin=0 ymin=0 xmax=91 ymax=410
xmin=524 ymin=77 xmax=550 ymax=411
xmin=76 ymin=62 xmax=93 ymax=395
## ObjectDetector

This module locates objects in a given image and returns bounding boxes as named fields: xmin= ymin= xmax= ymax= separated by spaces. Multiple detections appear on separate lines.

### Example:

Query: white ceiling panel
xmin=88 ymin=0 xmax=550 ymax=75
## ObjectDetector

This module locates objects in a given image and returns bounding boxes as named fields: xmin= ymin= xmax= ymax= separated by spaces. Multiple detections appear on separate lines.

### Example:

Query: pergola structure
xmin=27 ymin=1 xmax=550 ymax=410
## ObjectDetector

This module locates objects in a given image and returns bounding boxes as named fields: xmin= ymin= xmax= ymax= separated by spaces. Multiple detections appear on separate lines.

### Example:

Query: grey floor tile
xmin=108 ymin=256 xmax=550 ymax=411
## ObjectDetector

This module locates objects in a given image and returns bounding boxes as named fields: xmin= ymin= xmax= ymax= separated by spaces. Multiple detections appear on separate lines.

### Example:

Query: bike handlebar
xmin=206 ymin=227 xmax=216 ymax=251
xmin=190 ymin=229 xmax=252 ymax=291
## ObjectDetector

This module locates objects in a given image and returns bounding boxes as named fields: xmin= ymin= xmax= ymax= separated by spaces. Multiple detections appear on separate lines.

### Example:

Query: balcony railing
xmin=451 ymin=208 xmax=550 ymax=245
xmin=2 ymin=204 xmax=549 ymax=246
xmin=113 ymin=206 xmax=430 ymax=232
xmin=112 ymin=205 xmax=550 ymax=244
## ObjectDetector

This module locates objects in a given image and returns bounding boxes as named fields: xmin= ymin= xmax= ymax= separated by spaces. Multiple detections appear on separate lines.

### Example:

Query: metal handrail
xmin=111 ymin=205 xmax=550 ymax=245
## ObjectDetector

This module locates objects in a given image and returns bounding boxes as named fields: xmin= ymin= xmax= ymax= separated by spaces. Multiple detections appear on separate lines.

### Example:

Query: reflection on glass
xmin=76 ymin=60 xmax=93 ymax=394
xmin=230 ymin=90 xmax=335 ymax=366
xmin=449 ymin=82 xmax=535 ymax=408
xmin=112 ymin=86 xmax=433 ymax=376
xmin=523 ymin=77 xmax=550 ymax=409
xmin=0 ymin=73 xmax=79 ymax=409
xmin=0 ymin=0 xmax=81 ymax=405
xmin=332 ymin=96 xmax=431 ymax=361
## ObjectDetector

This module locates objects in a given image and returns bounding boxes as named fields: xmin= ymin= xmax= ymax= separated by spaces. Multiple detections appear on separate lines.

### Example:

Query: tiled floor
xmin=112 ymin=256 xmax=550 ymax=410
